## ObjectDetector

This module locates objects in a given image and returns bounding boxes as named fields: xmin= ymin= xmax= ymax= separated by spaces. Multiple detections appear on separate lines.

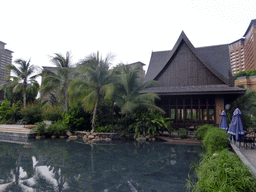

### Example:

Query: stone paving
xmin=0 ymin=124 xmax=36 ymax=142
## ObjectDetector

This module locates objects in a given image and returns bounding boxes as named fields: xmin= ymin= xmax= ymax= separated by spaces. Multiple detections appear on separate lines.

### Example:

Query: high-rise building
xmin=0 ymin=41 xmax=12 ymax=82
xmin=0 ymin=41 xmax=13 ymax=101
xmin=243 ymin=19 xmax=256 ymax=71
xmin=229 ymin=39 xmax=245 ymax=74
xmin=229 ymin=19 xmax=256 ymax=74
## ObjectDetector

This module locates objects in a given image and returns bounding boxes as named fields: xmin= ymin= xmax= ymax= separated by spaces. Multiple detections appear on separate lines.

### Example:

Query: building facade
xmin=0 ymin=41 xmax=12 ymax=82
xmin=229 ymin=19 xmax=256 ymax=75
xmin=0 ymin=41 xmax=13 ymax=101
xmin=229 ymin=38 xmax=245 ymax=74
xmin=142 ymin=31 xmax=245 ymax=129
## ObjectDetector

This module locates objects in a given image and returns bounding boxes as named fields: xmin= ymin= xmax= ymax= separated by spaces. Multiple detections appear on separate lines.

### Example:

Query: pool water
xmin=0 ymin=139 xmax=202 ymax=192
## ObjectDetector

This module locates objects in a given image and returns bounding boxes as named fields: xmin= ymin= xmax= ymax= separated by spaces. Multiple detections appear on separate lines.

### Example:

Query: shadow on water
xmin=0 ymin=139 xmax=202 ymax=192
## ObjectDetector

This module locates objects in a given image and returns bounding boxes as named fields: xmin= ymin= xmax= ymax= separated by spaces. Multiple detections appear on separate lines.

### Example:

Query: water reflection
xmin=0 ymin=140 xmax=202 ymax=192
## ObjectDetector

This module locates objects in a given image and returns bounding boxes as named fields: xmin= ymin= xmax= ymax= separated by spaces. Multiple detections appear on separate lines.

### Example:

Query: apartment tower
xmin=0 ymin=41 xmax=12 ymax=82
xmin=229 ymin=19 xmax=256 ymax=74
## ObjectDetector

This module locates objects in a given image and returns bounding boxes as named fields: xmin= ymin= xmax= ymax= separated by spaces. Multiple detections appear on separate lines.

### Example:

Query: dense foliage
xmin=194 ymin=124 xmax=215 ymax=140
xmin=226 ymin=90 xmax=256 ymax=130
xmin=64 ymin=105 xmax=91 ymax=131
xmin=187 ymin=126 xmax=256 ymax=191
xmin=234 ymin=69 xmax=256 ymax=79
xmin=190 ymin=149 xmax=256 ymax=192
xmin=20 ymin=103 xmax=43 ymax=124
xmin=202 ymin=127 xmax=230 ymax=154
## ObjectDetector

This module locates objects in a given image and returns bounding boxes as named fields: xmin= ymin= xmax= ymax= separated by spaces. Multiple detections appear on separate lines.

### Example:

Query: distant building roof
xmin=243 ymin=19 xmax=256 ymax=37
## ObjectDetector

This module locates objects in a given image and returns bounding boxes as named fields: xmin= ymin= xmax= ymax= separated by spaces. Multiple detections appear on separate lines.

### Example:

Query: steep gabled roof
xmin=144 ymin=31 xmax=231 ymax=85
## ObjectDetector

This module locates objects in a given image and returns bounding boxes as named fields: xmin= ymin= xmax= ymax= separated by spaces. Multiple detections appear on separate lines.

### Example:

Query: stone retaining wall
xmin=74 ymin=131 xmax=121 ymax=140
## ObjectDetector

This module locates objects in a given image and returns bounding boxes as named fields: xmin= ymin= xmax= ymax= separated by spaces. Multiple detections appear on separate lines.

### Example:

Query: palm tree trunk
xmin=64 ymin=82 xmax=69 ymax=112
xmin=91 ymin=99 xmax=98 ymax=132
xmin=23 ymin=80 xmax=27 ymax=108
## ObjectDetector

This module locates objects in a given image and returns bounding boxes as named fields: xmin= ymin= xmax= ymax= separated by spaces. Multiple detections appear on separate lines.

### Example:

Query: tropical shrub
xmin=178 ymin=128 xmax=187 ymax=139
xmin=34 ymin=122 xmax=46 ymax=135
xmin=189 ymin=149 xmax=256 ymax=192
xmin=42 ymin=105 xmax=63 ymax=121
xmin=234 ymin=70 xmax=247 ymax=79
xmin=226 ymin=90 xmax=256 ymax=130
xmin=129 ymin=110 xmax=171 ymax=138
xmin=194 ymin=124 xmax=215 ymax=140
xmin=48 ymin=120 xmax=67 ymax=136
xmin=64 ymin=105 xmax=91 ymax=131
xmin=0 ymin=100 xmax=22 ymax=123
xmin=112 ymin=115 xmax=136 ymax=139
xmin=95 ymin=125 xmax=116 ymax=133
xmin=202 ymin=127 xmax=230 ymax=154
xmin=20 ymin=103 xmax=43 ymax=124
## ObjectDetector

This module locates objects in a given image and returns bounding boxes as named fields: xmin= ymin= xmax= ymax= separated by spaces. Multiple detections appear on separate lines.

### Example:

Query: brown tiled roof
xmin=140 ymin=84 xmax=245 ymax=95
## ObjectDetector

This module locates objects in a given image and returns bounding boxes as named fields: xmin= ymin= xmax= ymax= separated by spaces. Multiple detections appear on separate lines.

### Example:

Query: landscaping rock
xmin=66 ymin=131 xmax=72 ymax=136
xmin=105 ymin=138 xmax=112 ymax=142
xmin=88 ymin=135 xmax=95 ymax=140
xmin=69 ymin=136 xmax=77 ymax=140
xmin=136 ymin=137 xmax=146 ymax=142
xmin=25 ymin=125 xmax=36 ymax=129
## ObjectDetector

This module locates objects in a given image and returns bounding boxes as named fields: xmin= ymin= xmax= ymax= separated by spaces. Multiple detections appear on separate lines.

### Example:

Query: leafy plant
xmin=95 ymin=125 xmax=115 ymax=133
xmin=0 ymin=100 xmax=22 ymax=123
xmin=64 ymin=105 xmax=91 ymax=131
xmin=226 ymin=90 xmax=256 ymax=130
xmin=34 ymin=122 xmax=46 ymax=135
xmin=189 ymin=149 xmax=256 ymax=192
xmin=203 ymin=127 xmax=230 ymax=154
xmin=48 ymin=120 xmax=67 ymax=136
xmin=178 ymin=128 xmax=187 ymax=139
xmin=20 ymin=103 xmax=43 ymax=124
xmin=129 ymin=110 xmax=171 ymax=138
xmin=42 ymin=105 xmax=63 ymax=121
xmin=194 ymin=124 xmax=215 ymax=140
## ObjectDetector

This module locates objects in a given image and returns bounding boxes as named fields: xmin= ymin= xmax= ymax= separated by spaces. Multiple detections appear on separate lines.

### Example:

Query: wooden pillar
xmin=215 ymin=96 xmax=224 ymax=125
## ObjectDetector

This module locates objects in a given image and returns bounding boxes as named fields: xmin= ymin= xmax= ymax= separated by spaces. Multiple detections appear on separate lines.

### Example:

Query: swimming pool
xmin=0 ymin=139 xmax=202 ymax=192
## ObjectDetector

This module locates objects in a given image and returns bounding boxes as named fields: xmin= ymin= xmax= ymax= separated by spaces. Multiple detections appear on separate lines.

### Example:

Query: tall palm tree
xmin=71 ymin=52 xmax=114 ymax=132
xmin=114 ymin=65 xmax=164 ymax=116
xmin=2 ymin=59 xmax=39 ymax=108
xmin=41 ymin=52 xmax=73 ymax=112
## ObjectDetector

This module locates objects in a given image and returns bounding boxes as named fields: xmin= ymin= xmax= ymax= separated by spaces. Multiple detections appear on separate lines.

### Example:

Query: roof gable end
xmin=145 ymin=31 xmax=229 ymax=85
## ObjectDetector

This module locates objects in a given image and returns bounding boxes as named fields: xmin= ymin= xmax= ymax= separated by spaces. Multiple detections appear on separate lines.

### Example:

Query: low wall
xmin=74 ymin=131 xmax=121 ymax=140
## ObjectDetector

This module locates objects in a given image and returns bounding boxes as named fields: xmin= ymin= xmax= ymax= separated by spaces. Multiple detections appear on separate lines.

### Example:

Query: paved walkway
xmin=230 ymin=142 xmax=256 ymax=177
xmin=156 ymin=136 xmax=202 ymax=144
xmin=0 ymin=124 xmax=32 ymax=134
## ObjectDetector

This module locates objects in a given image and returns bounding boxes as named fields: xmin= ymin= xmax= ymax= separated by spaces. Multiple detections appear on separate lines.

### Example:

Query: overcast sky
xmin=1 ymin=0 xmax=256 ymax=73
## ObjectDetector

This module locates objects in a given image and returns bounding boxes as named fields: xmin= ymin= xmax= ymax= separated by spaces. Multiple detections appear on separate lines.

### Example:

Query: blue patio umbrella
xmin=219 ymin=111 xmax=229 ymax=131
xmin=228 ymin=108 xmax=244 ymax=142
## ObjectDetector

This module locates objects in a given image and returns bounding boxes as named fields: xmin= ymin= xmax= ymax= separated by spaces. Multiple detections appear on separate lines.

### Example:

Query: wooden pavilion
xmin=142 ymin=31 xmax=246 ymax=129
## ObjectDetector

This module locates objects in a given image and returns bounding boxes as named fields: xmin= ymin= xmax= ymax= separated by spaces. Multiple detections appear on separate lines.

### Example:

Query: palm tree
xmin=71 ymin=52 xmax=114 ymax=132
xmin=113 ymin=65 xmax=164 ymax=116
xmin=41 ymin=52 xmax=73 ymax=112
xmin=2 ymin=59 xmax=39 ymax=108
